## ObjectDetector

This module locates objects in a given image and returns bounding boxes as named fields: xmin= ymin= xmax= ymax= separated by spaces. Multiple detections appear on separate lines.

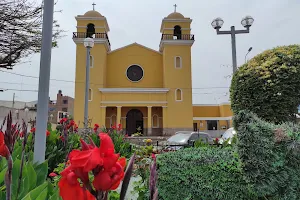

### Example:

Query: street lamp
xmin=211 ymin=16 xmax=254 ymax=73
xmin=245 ymin=47 xmax=253 ymax=63
xmin=24 ymin=107 xmax=29 ymax=125
xmin=83 ymin=37 xmax=94 ymax=129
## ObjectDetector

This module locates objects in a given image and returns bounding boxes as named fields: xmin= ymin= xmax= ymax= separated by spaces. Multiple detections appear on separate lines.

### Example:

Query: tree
xmin=230 ymin=45 xmax=300 ymax=123
xmin=0 ymin=0 xmax=63 ymax=69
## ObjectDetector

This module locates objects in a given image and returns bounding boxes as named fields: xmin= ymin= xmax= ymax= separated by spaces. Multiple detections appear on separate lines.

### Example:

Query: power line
xmin=0 ymin=70 xmax=230 ymax=90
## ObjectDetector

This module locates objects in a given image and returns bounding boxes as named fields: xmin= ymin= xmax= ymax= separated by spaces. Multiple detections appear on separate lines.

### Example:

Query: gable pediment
xmin=108 ymin=42 xmax=162 ymax=55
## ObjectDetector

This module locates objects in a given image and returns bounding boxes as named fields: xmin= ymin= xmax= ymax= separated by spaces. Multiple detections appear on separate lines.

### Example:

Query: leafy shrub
xmin=234 ymin=110 xmax=300 ymax=199
xmin=157 ymin=147 xmax=257 ymax=200
xmin=230 ymin=45 xmax=300 ymax=123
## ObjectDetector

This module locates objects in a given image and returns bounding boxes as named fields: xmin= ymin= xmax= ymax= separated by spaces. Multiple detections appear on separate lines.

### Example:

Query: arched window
xmin=111 ymin=115 xmax=117 ymax=127
xmin=88 ymin=88 xmax=93 ymax=101
xmin=86 ymin=23 xmax=95 ymax=38
xmin=175 ymin=89 xmax=183 ymax=101
xmin=174 ymin=25 xmax=182 ymax=39
xmin=89 ymin=55 xmax=94 ymax=68
xmin=175 ymin=56 xmax=182 ymax=68
xmin=152 ymin=114 xmax=159 ymax=128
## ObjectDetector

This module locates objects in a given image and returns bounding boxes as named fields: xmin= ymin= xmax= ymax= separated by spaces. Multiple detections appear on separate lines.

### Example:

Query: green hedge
xmin=234 ymin=110 xmax=300 ymax=199
xmin=230 ymin=45 xmax=300 ymax=124
xmin=156 ymin=147 xmax=257 ymax=200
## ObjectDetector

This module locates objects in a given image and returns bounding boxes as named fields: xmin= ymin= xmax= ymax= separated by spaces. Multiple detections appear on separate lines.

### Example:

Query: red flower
xmin=93 ymin=124 xmax=99 ymax=132
xmin=93 ymin=157 xmax=126 ymax=191
xmin=69 ymin=133 xmax=119 ymax=173
xmin=151 ymin=153 xmax=156 ymax=160
xmin=60 ymin=136 xmax=65 ymax=142
xmin=215 ymin=138 xmax=219 ymax=143
xmin=60 ymin=118 xmax=68 ymax=124
xmin=19 ymin=131 xmax=24 ymax=138
xmin=58 ymin=168 xmax=94 ymax=200
xmin=111 ymin=124 xmax=116 ymax=130
xmin=46 ymin=130 xmax=50 ymax=137
xmin=30 ymin=127 xmax=36 ymax=133
xmin=117 ymin=124 xmax=122 ymax=131
xmin=49 ymin=172 xmax=58 ymax=177
xmin=0 ymin=131 xmax=8 ymax=157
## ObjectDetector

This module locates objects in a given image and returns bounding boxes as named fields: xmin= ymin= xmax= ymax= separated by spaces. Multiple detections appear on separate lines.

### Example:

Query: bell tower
xmin=73 ymin=6 xmax=111 ymax=126
xmin=160 ymin=7 xmax=195 ymax=134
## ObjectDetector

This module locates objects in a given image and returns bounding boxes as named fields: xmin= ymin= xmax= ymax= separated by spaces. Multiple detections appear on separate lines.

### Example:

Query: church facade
xmin=73 ymin=9 xmax=233 ymax=136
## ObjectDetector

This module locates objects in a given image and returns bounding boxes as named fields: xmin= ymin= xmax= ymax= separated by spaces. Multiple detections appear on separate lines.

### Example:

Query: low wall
xmin=124 ymin=136 xmax=168 ymax=146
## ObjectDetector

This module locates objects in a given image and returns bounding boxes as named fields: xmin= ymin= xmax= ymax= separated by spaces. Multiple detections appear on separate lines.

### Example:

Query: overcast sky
xmin=0 ymin=0 xmax=299 ymax=104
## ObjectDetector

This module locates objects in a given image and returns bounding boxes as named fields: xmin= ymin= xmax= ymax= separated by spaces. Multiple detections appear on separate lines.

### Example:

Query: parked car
xmin=219 ymin=128 xmax=237 ymax=144
xmin=162 ymin=131 xmax=214 ymax=151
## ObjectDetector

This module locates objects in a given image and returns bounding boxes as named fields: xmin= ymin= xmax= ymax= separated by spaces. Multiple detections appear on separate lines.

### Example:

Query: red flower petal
xmin=70 ymin=148 xmax=103 ymax=172
xmin=49 ymin=172 xmax=57 ymax=177
xmin=99 ymin=133 xmax=115 ymax=154
xmin=93 ymin=170 xmax=112 ymax=191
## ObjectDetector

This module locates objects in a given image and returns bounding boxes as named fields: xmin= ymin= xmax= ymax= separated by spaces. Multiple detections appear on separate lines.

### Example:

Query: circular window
xmin=126 ymin=65 xmax=144 ymax=82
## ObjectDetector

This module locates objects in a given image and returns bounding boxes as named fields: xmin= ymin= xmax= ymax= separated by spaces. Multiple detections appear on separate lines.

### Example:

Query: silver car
xmin=163 ymin=131 xmax=214 ymax=150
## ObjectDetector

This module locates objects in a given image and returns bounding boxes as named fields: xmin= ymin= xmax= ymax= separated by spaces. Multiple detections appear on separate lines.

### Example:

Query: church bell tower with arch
xmin=159 ymin=6 xmax=195 ymax=134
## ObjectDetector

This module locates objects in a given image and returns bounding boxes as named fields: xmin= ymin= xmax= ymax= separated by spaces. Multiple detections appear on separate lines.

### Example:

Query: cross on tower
xmin=173 ymin=4 xmax=177 ymax=12
xmin=92 ymin=2 xmax=96 ymax=11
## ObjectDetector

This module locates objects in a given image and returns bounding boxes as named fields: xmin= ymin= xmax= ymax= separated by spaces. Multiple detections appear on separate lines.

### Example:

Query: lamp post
xmin=211 ymin=16 xmax=254 ymax=73
xmin=34 ymin=0 xmax=55 ymax=164
xmin=24 ymin=107 xmax=29 ymax=125
xmin=83 ymin=37 xmax=94 ymax=129
xmin=245 ymin=47 xmax=253 ymax=63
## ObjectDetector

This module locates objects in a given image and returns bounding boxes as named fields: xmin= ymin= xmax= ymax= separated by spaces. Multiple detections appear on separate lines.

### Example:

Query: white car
xmin=219 ymin=128 xmax=237 ymax=144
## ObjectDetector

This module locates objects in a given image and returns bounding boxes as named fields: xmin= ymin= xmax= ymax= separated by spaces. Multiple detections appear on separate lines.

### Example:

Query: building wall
xmin=106 ymin=44 xmax=163 ymax=88
xmin=0 ymin=106 xmax=36 ymax=128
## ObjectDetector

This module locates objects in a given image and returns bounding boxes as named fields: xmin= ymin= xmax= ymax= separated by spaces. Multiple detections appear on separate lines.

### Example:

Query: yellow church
xmin=72 ymin=8 xmax=233 ymax=136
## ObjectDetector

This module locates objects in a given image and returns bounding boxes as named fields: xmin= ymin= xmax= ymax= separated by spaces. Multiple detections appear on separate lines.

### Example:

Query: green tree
xmin=0 ymin=0 xmax=63 ymax=69
xmin=230 ymin=45 xmax=300 ymax=123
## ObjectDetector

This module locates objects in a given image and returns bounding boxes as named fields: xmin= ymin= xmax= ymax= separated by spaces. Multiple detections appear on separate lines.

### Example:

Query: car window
xmin=190 ymin=134 xmax=199 ymax=141
xmin=222 ymin=128 xmax=235 ymax=140
xmin=167 ymin=133 xmax=190 ymax=143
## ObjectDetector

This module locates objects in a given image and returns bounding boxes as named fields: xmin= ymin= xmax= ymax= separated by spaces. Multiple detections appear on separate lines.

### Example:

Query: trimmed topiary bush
xmin=234 ymin=110 xmax=300 ymax=199
xmin=156 ymin=147 xmax=257 ymax=200
xmin=230 ymin=45 xmax=300 ymax=124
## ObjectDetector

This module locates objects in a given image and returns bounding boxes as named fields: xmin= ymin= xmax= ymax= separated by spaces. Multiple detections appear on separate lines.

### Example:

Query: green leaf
xmin=48 ymin=187 xmax=61 ymax=200
xmin=0 ymin=167 xmax=7 ymax=185
xmin=26 ymin=164 xmax=37 ymax=191
xmin=34 ymin=161 xmax=48 ymax=187
xmin=21 ymin=182 xmax=48 ymax=200
xmin=12 ymin=159 xmax=21 ymax=199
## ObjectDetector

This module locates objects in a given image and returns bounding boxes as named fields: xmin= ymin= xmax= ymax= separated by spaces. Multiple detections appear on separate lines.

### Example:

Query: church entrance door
xmin=126 ymin=109 xmax=143 ymax=136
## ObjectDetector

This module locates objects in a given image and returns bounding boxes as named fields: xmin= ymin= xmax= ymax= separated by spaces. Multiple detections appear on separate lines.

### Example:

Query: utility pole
xmin=12 ymin=93 xmax=16 ymax=109
xmin=34 ymin=0 xmax=54 ymax=164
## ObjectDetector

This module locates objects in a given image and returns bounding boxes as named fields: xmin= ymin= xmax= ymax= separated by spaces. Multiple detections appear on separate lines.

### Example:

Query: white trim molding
xmin=101 ymin=101 xmax=168 ymax=104
xmin=73 ymin=38 xmax=111 ymax=52
xmin=174 ymin=56 xmax=182 ymax=69
xmin=159 ymin=40 xmax=194 ymax=52
xmin=99 ymin=88 xmax=169 ymax=93
xmin=193 ymin=117 xmax=233 ymax=121
xmin=152 ymin=114 xmax=159 ymax=128
xmin=175 ymin=88 xmax=183 ymax=102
